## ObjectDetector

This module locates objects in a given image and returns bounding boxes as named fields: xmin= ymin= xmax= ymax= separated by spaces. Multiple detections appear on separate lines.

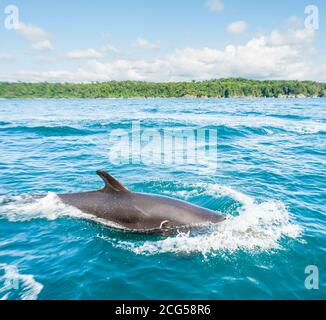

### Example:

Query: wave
xmin=266 ymin=114 xmax=312 ymax=121
xmin=215 ymin=122 xmax=326 ymax=136
xmin=131 ymin=113 xmax=326 ymax=135
xmin=0 ymin=125 xmax=95 ymax=136
xmin=0 ymin=264 xmax=43 ymax=300
xmin=0 ymin=121 xmax=11 ymax=126
xmin=86 ymin=120 xmax=326 ymax=137
xmin=0 ymin=117 xmax=324 ymax=141
xmin=0 ymin=184 xmax=302 ymax=257
xmin=115 ymin=183 xmax=302 ymax=256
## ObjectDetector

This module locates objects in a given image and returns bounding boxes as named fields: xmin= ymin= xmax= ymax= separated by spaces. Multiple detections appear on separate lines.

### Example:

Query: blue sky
xmin=0 ymin=0 xmax=325 ymax=82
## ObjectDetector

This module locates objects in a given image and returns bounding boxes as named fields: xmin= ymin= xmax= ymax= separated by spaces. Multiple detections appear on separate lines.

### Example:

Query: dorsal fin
xmin=96 ymin=170 xmax=129 ymax=193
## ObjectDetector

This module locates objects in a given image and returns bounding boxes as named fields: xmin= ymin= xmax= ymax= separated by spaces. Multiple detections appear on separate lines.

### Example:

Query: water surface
xmin=0 ymin=98 xmax=325 ymax=299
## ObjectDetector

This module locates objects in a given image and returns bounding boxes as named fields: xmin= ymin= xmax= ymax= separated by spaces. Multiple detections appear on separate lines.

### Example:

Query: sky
xmin=0 ymin=0 xmax=325 ymax=82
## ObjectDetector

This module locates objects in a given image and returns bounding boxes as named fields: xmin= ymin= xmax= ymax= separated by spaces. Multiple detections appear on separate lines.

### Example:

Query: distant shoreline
xmin=0 ymin=96 xmax=325 ymax=100
xmin=1 ymin=78 xmax=325 ymax=99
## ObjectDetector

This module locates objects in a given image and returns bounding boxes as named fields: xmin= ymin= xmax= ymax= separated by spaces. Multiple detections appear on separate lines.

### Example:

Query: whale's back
xmin=57 ymin=170 xmax=225 ymax=234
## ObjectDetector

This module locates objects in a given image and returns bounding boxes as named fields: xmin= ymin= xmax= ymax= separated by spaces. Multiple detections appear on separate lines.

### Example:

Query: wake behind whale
xmin=0 ymin=179 xmax=301 ymax=256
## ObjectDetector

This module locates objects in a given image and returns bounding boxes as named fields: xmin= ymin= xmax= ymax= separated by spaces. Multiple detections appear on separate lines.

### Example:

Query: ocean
xmin=0 ymin=98 xmax=325 ymax=300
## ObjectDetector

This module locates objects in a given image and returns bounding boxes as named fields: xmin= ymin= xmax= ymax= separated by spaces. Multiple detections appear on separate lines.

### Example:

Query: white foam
xmin=134 ymin=113 xmax=326 ymax=134
xmin=0 ymin=192 xmax=90 ymax=222
xmin=0 ymin=264 xmax=43 ymax=300
xmin=116 ymin=183 xmax=302 ymax=256
xmin=1 ymin=185 xmax=302 ymax=257
xmin=0 ymin=192 xmax=126 ymax=230
xmin=172 ymin=183 xmax=255 ymax=206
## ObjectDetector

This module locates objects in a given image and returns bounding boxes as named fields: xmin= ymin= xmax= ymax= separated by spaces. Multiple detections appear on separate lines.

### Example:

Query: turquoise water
xmin=0 ymin=98 xmax=325 ymax=300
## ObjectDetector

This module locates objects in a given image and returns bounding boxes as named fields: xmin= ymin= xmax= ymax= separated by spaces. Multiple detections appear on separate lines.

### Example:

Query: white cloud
xmin=16 ymin=70 xmax=77 ymax=82
xmin=33 ymin=40 xmax=53 ymax=51
xmin=100 ymin=44 xmax=120 ymax=54
xmin=13 ymin=27 xmax=326 ymax=83
xmin=132 ymin=37 xmax=160 ymax=49
xmin=15 ymin=22 xmax=54 ymax=51
xmin=227 ymin=20 xmax=248 ymax=35
xmin=64 ymin=45 xmax=120 ymax=60
xmin=0 ymin=53 xmax=15 ymax=60
xmin=100 ymin=31 xmax=112 ymax=39
xmin=268 ymin=28 xmax=314 ymax=46
xmin=288 ymin=16 xmax=302 ymax=27
xmin=205 ymin=0 xmax=224 ymax=12
xmin=65 ymin=48 xmax=105 ymax=59
xmin=16 ymin=22 xmax=49 ymax=41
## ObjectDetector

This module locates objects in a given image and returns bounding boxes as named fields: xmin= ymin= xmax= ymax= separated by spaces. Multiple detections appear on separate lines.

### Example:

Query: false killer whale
xmin=58 ymin=170 xmax=225 ymax=234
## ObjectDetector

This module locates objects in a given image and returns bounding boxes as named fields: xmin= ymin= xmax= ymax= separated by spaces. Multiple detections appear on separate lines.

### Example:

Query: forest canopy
xmin=0 ymin=78 xmax=325 ymax=98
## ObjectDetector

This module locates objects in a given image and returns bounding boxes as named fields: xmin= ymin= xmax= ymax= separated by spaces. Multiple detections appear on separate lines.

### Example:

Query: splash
xmin=116 ymin=183 xmax=302 ymax=256
xmin=0 ymin=185 xmax=302 ymax=257
xmin=0 ymin=192 xmax=126 ymax=230
xmin=0 ymin=264 xmax=43 ymax=300
xmin=0 ymin=192 xmax=89 ymax=222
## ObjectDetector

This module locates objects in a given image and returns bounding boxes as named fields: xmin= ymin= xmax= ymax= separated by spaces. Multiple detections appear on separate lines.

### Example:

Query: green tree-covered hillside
xmin=0 ymin=78 xmax=325 ymax=98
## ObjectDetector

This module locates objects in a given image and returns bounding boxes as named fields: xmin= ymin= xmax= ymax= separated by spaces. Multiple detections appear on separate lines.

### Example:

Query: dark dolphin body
xmin=58 ymin=171 xmax=225 ymax=234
